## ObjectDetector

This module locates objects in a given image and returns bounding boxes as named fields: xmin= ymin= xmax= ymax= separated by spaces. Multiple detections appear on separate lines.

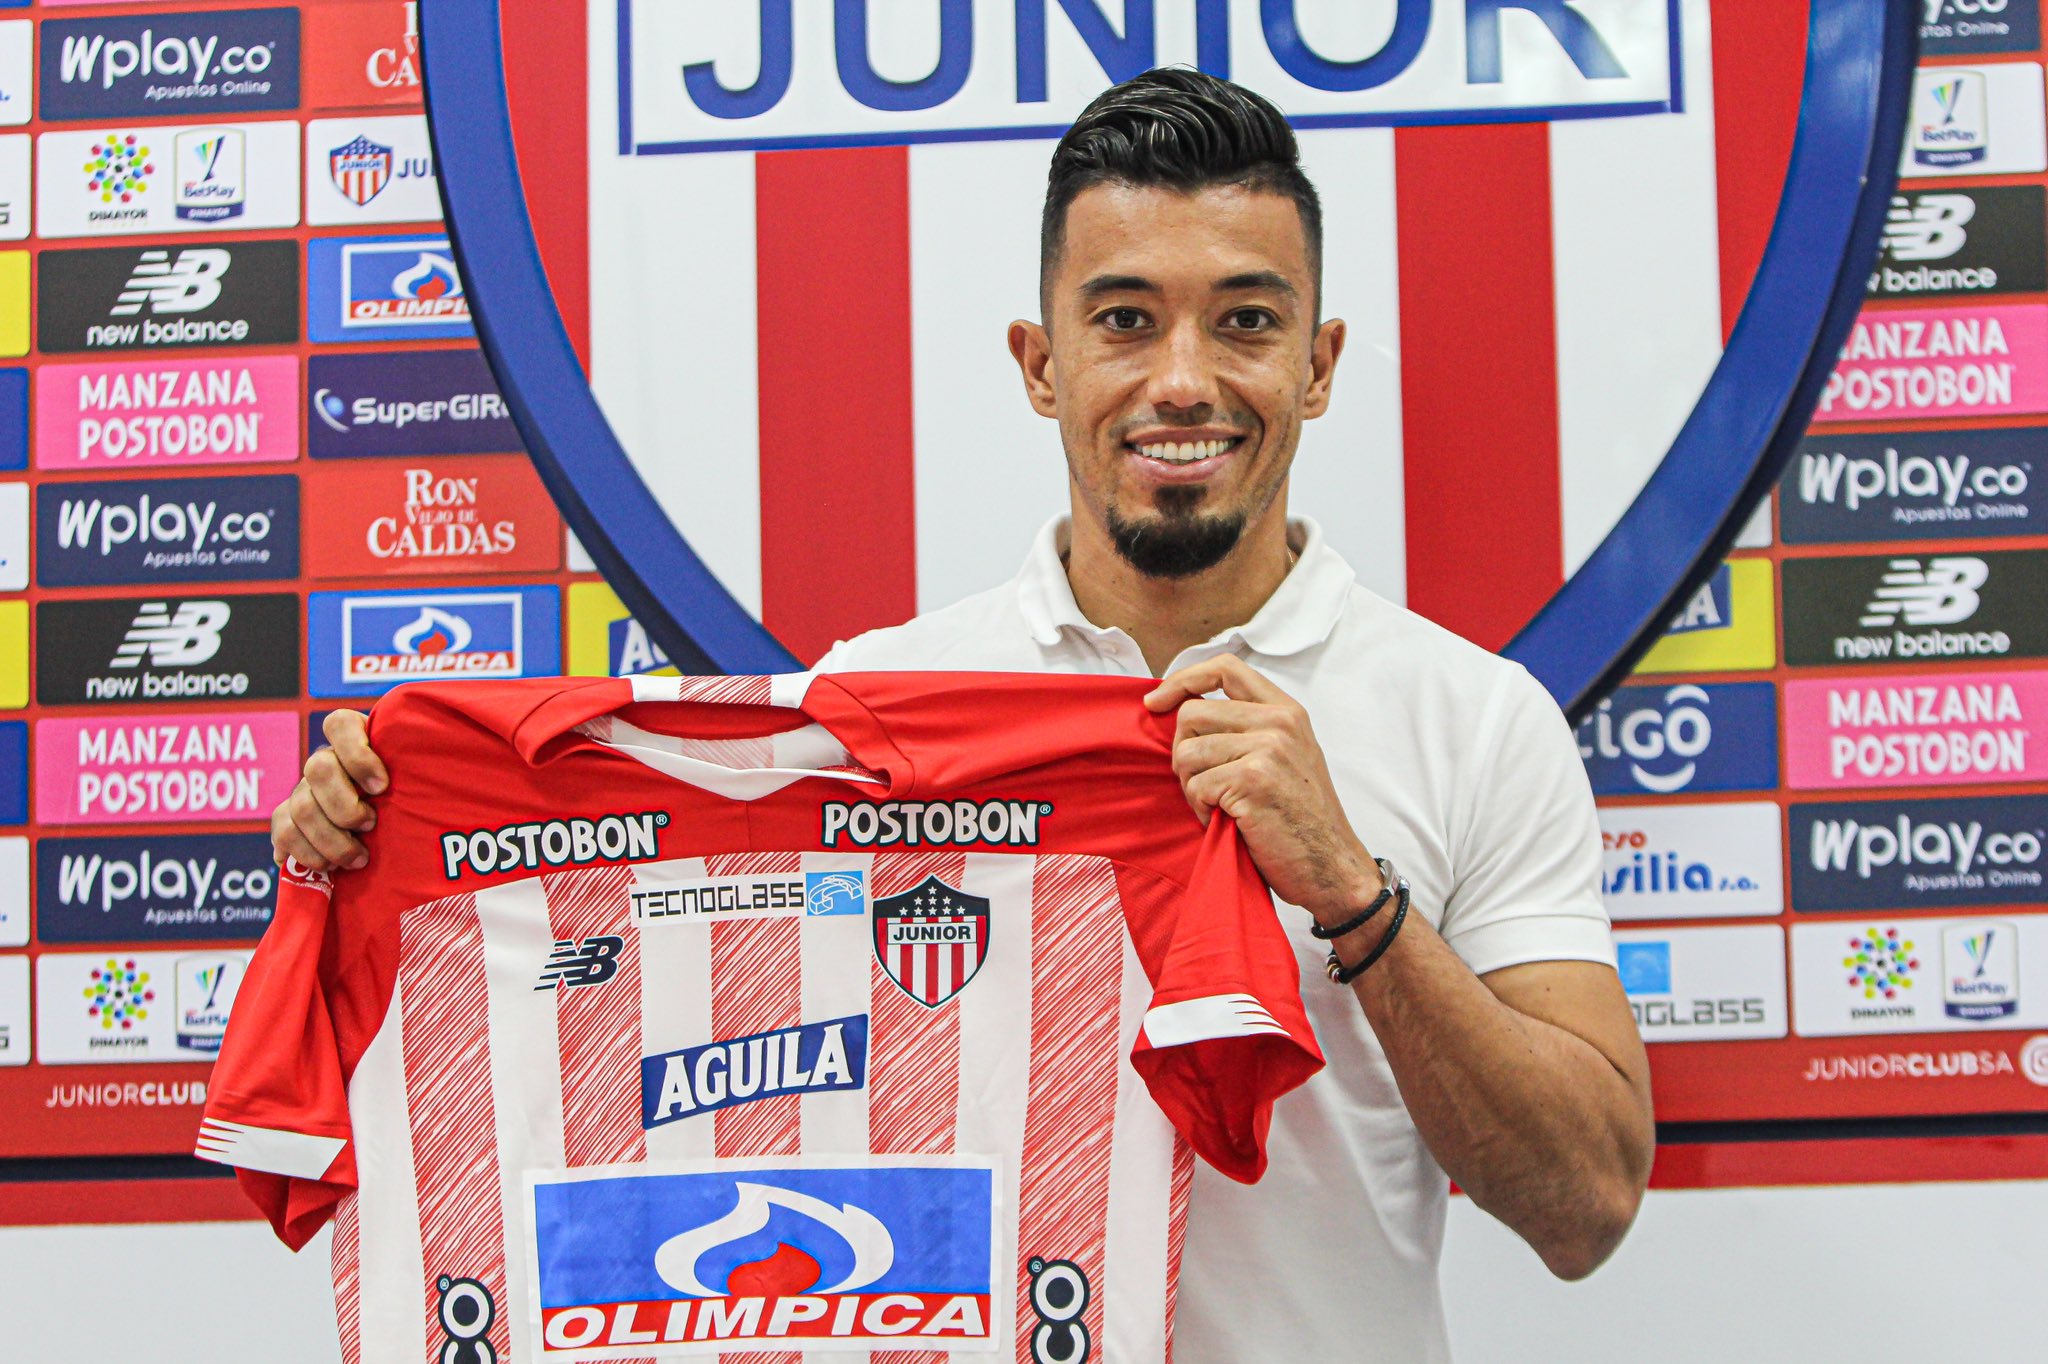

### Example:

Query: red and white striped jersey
xmin=198 ymin=671 xmax=1323 ymax=1362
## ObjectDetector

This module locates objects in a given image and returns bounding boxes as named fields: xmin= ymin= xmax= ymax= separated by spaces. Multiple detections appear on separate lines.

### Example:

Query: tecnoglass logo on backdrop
xmin=618 ymin=1 xmax=1681 ymax=154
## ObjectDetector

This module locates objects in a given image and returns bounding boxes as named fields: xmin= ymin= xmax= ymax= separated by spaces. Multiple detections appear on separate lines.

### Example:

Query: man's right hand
xmin=272 ymin=709 xmax=390 ymax=871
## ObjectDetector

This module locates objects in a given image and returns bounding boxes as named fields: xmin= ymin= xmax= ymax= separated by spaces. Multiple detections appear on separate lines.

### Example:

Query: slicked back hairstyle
xmin=1040 ymin=67 xmax=1323 ymax=316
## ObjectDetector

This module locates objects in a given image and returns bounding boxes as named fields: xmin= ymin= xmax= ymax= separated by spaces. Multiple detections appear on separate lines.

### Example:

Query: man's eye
xmin=1227 ymin=308 xmax=1276 ymax=330
xmin=1101 ymin=308 xmax=1147 ymax=331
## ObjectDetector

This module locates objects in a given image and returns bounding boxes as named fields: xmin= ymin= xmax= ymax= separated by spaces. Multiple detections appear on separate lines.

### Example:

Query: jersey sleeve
xmin=1438 ymin=664 xmax=1616 ymax=976
xmin=1120 ymin=816 xmax=1324 ymax=1184
xmin=195 ymin=863 xmax=381 ymax=1251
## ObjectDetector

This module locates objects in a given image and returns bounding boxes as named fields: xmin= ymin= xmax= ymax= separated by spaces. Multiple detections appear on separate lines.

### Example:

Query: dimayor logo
xmin=84 ymin=955 xmax=153 ymax=1034
xmin=1846 ymin=926 xmax=1919 ymax=1006
xmin=1914 ymin=70 xmax=1988 ymax=167
xmin=1943 ymin=919 xmax=2020 ymax=1020
xmin=1577 ymin=682 xmax=1778 ymax=796
xmin=309 ymin=234 xmax=471 ymax=342
xmin=619 ymin=0 xmax=1678 ymax=155
xmin=530 ymin=1162 xmax=997 ymax=1350
xmin=83 ymin=134 xmax=152 ymax=222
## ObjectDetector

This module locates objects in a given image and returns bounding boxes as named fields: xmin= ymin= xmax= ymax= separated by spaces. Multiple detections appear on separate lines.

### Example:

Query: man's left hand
xmin=1145 ymin=655 xmax=1383 ymax=920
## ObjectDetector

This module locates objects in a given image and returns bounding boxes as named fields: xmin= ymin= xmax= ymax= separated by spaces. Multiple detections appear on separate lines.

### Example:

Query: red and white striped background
xmin=501 ymin=0 xmax=1806 ymax=665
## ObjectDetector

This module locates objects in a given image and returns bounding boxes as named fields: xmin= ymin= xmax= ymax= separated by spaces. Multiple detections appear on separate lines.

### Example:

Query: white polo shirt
xmin=818 ymin=515 xmax=1615 ymax=1363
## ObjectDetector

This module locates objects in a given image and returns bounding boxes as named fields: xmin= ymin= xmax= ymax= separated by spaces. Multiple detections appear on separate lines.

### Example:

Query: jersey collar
xmin=1016 ymin=514 xmax=1356 ymax=659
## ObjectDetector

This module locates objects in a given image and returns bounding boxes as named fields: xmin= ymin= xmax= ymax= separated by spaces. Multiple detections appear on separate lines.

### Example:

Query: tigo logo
xmin=309 ymin=584 xmax=560 ymax=696
xmin=1577 ymin=682 xmax=1778 ymax=796
xmin=41 ymin=8 xmax=299 ymax=119
xmin=529 ymin=1162 xmax=996 ymax=1349
xmin=308 ymin=234 xmax=471 ymax=342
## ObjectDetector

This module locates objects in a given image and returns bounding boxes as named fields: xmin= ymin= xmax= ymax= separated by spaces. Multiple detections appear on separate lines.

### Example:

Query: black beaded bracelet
xmin=1308 ymin=858 xmax=1399 ymax=940
xmin=1325 ymin=878 xmax=1410 ymax=985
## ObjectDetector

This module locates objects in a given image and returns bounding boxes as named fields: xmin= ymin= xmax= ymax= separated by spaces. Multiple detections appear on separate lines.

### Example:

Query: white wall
xmin=5 ymin=1180 xmax=2048 ymax=1362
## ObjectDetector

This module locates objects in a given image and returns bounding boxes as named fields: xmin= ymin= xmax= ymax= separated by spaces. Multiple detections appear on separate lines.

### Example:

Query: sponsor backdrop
xmin=0 ymin=0 xmax=604 ymax=1168
xmin=1598 ymin=8 xmax=2048 ymax=1123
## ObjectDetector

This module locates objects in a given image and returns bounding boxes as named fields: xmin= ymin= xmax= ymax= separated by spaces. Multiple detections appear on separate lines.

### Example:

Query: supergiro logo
xmin=439 ymin=810 xmax=668 ymax=880
xmin=307 ymin=349 xmax=518 ymax=459
xmin=620 ymin=0 xmax=1679 ymax=155
xmin=820 ymin=798 xmax=1049 ymax=848
xmin=1870 ymin=187 xmax=2047 ymax=299
xmin=1577 ymin=683 xmax=1779 ymax=796
xmin=36 ymin=473 xmax=298 ymax=586
xmin=41 ymin=8 xmax=300 ymax=120
xmin=1791 ymin=795 xmax=2048 ymax=911
xmin=1786 ymin=429 xmax=2040 ymax=542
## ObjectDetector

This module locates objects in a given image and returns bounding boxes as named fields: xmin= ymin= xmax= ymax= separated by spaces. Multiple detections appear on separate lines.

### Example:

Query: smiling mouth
xmin=1128 ymin=436 xmax=1243 ymax=465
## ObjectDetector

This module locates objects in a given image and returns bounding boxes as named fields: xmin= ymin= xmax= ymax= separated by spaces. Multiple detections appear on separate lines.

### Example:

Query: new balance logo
xmin=110 ymin=600 xmax=228 ymax=669
xmin=112 ymin=249 xmax=231 ymax=317
xmin=1882 ymin=192 xmax=1973 ymax=261
xmin=1860 ymin=556 xmax=1988 ymax=627
xmin=535 ymin=935 xmax=624 ymax=991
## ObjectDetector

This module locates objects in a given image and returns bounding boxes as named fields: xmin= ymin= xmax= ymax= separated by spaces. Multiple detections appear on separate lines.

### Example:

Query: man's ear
xmin=1303 ymin=317 xmax=1347 ymax=420
xmin=1009 ymin=319 xmax=1059 ymax=418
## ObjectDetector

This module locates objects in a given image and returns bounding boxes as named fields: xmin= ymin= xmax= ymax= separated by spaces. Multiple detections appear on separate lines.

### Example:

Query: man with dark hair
xmin=278 ymin=68 xmax=1653 ymax=1361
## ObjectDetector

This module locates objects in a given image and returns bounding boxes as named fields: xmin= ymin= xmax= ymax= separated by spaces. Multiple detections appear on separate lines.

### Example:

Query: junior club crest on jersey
xmin=872 ymin=875 xmax=987 ymax=1009
xmin=330 ymin=135 xmax=392 ymax=206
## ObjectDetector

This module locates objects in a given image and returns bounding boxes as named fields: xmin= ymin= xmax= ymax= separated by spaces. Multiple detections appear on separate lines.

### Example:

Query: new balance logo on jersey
xmin=1860 ymin=556 xmax=1988 ymax=626
xmin=641 ymin=1015 xmax=868 ymax=1126
xmin=535 ymin=935 xmax=623 ymax=991
xmin=110 ymin=600 xmax=228 ymax=669
xmin=821 ymin=798 xmax=1049 ymax=849
xmin=1883 ymin=192 xmax=1973 ymax=261
xmin=441 ymin=810 xmax=667 ymax=879
xmin=112 ymin=249 xmax=230 ymax=316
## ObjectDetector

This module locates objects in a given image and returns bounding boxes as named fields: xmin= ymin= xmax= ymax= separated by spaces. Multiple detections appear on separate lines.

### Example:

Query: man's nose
xmin=1146 ymin=319 xmax=1220 ymax=411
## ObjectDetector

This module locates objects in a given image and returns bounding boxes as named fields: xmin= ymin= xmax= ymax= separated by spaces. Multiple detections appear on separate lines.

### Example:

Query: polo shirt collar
xmin=1016 ymin=514 xmax=1355 ymax=657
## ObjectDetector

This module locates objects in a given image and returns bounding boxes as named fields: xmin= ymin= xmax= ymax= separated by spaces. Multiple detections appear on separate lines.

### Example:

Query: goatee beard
xmin=1106 ymin=488 xmax=1246 ymax=579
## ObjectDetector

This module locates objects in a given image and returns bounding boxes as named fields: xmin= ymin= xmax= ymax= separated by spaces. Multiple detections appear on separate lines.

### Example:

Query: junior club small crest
xmin=331 ymin=135 xmax=394 ymax=206
xmin=872 ymin=874 xmax=989 ymax=1008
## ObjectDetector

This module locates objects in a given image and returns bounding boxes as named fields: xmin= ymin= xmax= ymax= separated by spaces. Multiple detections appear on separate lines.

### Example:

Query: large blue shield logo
xmin=417 ymin=1 xmax=1916 ymax=719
